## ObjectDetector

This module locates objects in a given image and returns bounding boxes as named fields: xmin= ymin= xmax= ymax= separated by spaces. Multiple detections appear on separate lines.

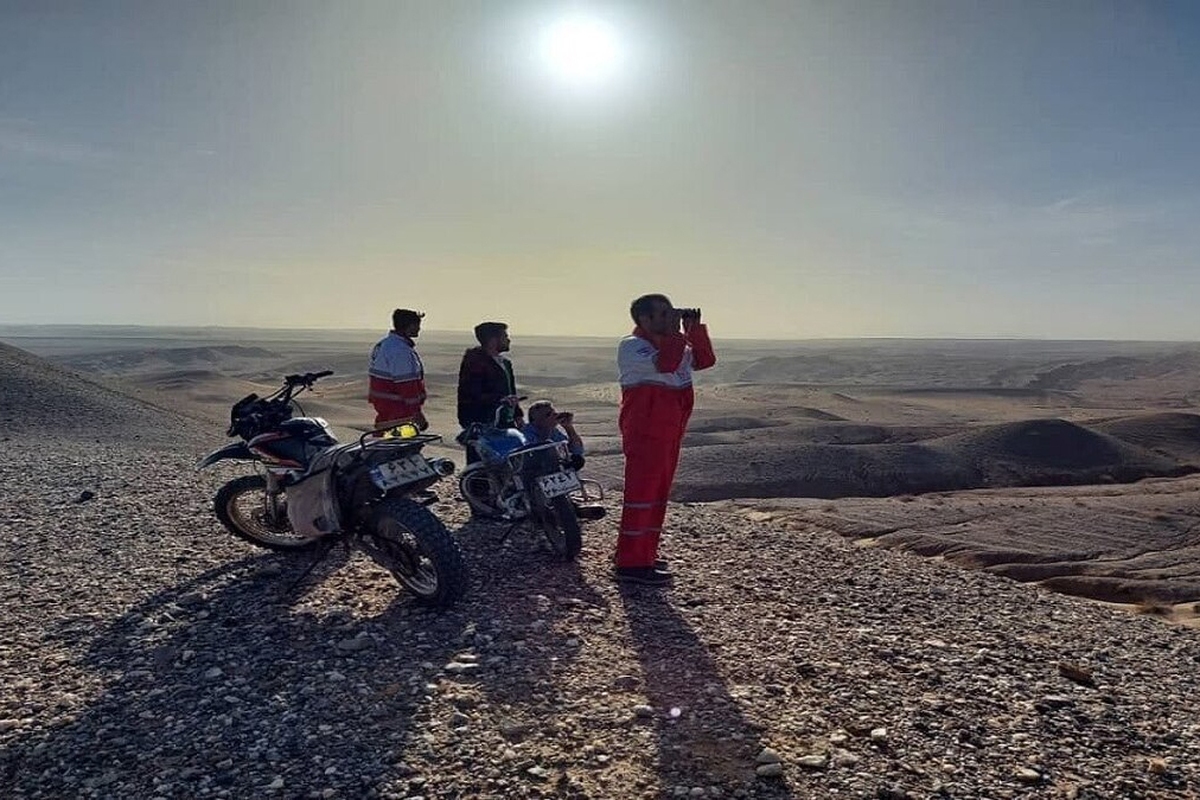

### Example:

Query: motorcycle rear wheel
xmin=214 ymin=475 xmax=323 ymax=551
xmin=360 ymin=498 xmax=467 ymax=607
xmin=539 ymin=494 xmax=582 ymax=561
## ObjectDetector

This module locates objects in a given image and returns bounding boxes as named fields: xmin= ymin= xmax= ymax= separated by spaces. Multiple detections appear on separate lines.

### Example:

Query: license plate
xmin=537 ymin=470 xmax=581 ymax=499
xmin=371 ymin=455 xmax=436 ymax=489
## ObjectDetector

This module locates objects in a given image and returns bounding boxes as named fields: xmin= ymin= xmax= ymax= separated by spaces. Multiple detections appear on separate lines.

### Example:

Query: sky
xmin=2 ymin=0 xmax=1200 ymax=339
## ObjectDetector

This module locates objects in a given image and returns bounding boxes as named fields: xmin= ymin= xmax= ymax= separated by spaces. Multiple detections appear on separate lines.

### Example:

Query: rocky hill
xmin=0 ymin=341 xmax=208 ymax=446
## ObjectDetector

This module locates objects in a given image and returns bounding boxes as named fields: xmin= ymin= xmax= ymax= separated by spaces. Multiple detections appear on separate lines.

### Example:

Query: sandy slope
xmin=2 ymin=344 xmax=1200 ymax=798
xmin=0 ymin=342 xmax=209 ymax=446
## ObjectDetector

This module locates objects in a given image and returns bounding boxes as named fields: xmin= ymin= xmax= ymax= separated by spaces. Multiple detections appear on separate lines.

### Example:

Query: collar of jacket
xmin=391 ymin=331 xmax=416 ymax=347
xmin=465 ymin=346 xmax=509 ymax=368
xmin=632 ymin=325 xmax=663 ymax=345
xmin=473 ymin=346 xmax=507 ymax=362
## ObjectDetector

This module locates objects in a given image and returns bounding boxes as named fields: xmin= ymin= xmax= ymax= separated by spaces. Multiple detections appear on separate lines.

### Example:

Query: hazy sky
xmin=3 ymin=1 xmax=1200 ymax=339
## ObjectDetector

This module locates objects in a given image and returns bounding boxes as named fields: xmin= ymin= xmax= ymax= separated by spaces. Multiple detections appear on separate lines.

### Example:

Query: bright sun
xmin=538 ymin=15 xmax=623 ymax=86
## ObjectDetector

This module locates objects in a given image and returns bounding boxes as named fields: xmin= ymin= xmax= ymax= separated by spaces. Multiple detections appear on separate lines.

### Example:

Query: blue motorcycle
xmin=455 ymin=414 xmax=600 ymax=560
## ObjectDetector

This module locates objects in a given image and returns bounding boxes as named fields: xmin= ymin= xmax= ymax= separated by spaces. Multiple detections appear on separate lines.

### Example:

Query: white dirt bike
xmin=196 ymin=371 xmax=466 ymax=607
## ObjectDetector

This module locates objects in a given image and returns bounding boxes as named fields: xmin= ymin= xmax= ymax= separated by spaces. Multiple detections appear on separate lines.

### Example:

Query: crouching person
xmin=521 ymin=400 xmax=605 ymax=520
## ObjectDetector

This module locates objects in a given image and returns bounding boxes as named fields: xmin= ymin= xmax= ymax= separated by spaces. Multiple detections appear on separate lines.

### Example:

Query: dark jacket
xmin=457 ymin=347 xmax=522 ymax=428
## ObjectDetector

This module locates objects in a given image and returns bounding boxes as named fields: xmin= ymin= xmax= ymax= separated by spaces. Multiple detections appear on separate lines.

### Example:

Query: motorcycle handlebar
xmin=491 ymin=396 xmax=529 ymax=427
xmin=226 ymin=371 xmax=331 ymax=437
xmin=284 ymin=370 xmax=334 ymax=386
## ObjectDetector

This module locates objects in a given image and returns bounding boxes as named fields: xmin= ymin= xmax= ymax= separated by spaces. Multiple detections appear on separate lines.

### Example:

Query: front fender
xmin=196 ymin=442 xmax=254 ymax=471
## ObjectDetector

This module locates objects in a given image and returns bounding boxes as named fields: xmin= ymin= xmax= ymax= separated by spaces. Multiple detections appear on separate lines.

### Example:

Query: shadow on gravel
xmin=2 ymin=520 xmax=610 ymax=798
xmin=618 ymin=588 xmax=794 ymax=799
xmin=1 ymin=551 xmax=416 ymax=797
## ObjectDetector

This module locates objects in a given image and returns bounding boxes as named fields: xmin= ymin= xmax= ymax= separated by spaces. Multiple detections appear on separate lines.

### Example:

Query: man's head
xmin=527 ymin=399 xmax=558 ymax=435
xmin=474 ymin=321 xmax=511 ymax=354
xmin=392 ymin=308 xmax=424 ymax=338
xmin=630 ymin=293 xmax=677 ymax=336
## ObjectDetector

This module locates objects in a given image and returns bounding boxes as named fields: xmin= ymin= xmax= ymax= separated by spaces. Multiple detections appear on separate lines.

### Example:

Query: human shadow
xmin=618 ymin=587 xmax=795 ymax=799
xmin=1 ymin=517 xmax=607 ymax=798
xmin=1 ymin=549 xmax=430 ymax=797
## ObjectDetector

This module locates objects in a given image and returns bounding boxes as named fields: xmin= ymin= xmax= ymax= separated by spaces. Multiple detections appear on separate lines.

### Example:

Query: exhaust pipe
xmin=429 ymin=458 xmax=456 ymax=477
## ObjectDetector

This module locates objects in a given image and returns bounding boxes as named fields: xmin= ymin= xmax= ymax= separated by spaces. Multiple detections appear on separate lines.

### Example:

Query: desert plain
xmin=2 ymin=325 xmax=1199 ymax=798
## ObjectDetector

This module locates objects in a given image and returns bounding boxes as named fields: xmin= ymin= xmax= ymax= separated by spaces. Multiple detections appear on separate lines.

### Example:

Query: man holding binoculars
xmin=615 ymin=294 xmax=716 ymax=586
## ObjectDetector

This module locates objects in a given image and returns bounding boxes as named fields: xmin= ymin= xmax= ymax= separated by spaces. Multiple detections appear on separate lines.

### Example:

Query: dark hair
xmin=527 ymin=399 xmax=554 ymax=421
xmin=630 ymin=293 xmax=671 ymax=324
xmin=392 ymin=308 xmax=424 ymax=331
xmin=474 ymin=321 xmax=508 ymax=345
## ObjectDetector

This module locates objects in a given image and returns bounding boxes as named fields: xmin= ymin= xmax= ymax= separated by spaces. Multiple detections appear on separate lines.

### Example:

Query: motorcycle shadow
xmin=451 ymin=514 xmax=561 ymax=557
xmin=1 ymin=539 xmax=607 ymax=797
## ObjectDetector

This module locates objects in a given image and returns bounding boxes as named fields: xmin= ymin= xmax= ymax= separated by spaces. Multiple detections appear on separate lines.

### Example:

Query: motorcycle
xmin=196 ymin=370 xmax=467 ymax=607
xmin=455 ymin=406 xmax=602 ymax=561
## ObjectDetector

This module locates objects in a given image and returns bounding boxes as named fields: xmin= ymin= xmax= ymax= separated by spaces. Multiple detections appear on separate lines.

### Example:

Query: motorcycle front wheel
xmin=539 ymin=494 xmax=582 ymax=561
xmin=213 ymin=475 xmax=323 ymax=551
xmin=359 ymin=498 xmax=467 ymax=607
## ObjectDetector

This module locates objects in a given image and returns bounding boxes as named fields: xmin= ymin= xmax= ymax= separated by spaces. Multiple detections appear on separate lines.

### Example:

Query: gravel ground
xmin=3 ymin=427 xmax=1200 ymax=799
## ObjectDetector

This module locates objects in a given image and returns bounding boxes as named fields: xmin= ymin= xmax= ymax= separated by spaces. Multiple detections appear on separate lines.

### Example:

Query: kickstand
xmin=283 ymin=537 xmax=340 ymax=595
xmin=496 ymin=522 xmax=519 ymax=548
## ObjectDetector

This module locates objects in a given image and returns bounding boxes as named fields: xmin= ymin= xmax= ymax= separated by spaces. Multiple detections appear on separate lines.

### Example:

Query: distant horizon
xmin=1 ymin=322 xmax=1198 ymax=346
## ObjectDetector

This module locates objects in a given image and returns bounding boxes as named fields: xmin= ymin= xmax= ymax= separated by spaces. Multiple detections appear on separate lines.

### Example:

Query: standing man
xmin=368 ymin=308 xmax=428 ymax=432
xmin=615 ymin=294 xmax=716 ymax=586
xmin=457 ymin=322 xmax=523 ymax=458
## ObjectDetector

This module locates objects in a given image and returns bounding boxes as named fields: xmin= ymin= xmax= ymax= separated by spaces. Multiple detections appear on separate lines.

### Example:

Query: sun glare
xmin=538 ymin=15 xmax=623 ymax=86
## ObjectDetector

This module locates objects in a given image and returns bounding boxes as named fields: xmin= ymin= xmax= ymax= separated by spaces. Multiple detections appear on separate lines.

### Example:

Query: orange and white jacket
xmin=368 ymin=332 xmax=426 ymax=417
xmin=617 ymin=323 xmax=716 ymax=439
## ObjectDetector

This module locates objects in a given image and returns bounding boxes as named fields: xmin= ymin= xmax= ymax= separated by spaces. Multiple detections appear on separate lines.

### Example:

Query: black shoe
xmin=573 ymin=503 xmax=607 ymax=521
xmin=614 ymin=566 xmax=673 ymax=587
xmin=612 ymin=555 xmax=669 ymax=571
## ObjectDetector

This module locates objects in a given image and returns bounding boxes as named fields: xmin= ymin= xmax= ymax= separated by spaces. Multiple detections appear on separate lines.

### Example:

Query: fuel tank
xmin=248 ymin=417 xmax=338 ymax=469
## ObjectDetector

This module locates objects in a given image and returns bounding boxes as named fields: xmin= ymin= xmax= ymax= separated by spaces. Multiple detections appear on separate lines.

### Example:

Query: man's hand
xmin=559 ymin=410 xmax=584 ymax=456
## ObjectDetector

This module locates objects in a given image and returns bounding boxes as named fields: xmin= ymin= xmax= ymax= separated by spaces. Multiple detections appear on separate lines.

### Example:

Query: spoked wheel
xmin=214 ymin=475 xmax=322 ymax=551
xmin=359 ymin=498 xmax=467 ymax=607
xmin=538 ymin=494 xmax=582 ymax=561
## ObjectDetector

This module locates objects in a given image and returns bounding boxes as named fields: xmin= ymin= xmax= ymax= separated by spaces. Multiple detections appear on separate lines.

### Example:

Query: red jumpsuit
xmin=368 ymin=332 xmax=426 ymax=427
xmin=616 ymin=322 xmax=716 ymax=568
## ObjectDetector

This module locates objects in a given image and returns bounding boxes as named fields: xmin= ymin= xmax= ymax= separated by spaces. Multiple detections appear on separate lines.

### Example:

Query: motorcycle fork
xmin=262 ymin=469 xmax=288 ymax=525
